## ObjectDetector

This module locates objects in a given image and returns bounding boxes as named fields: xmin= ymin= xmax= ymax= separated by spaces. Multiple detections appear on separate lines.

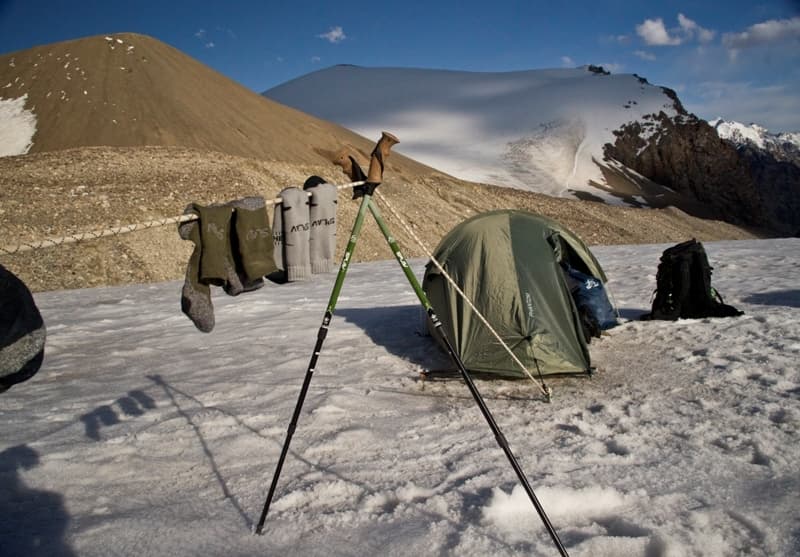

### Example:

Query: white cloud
xmin=636 ymin=14 xmax=716 ymax=46
xmin=678 ymin=13 xmax=715 ymax=43
xmin=318 ymin=26 xmax=347 ymax=44
xmin=311 ymin=56 xmax=321 ymax=63
xmin=561 ymin=56 xmax=575 ymax=66
xmin=634 ymin=50 xmax=656 ymax=61
xmin=722 ymin=16 xmax=800 ymax=50
xmin=636 ymin=18 xmax=682 ymax=46
xmin=194 ymin=28 xmax=215 ymax=48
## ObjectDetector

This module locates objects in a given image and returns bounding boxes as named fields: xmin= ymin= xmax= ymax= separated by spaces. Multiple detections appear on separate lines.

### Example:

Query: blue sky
xmin=1 ymin=0 xmax=798 ymax=131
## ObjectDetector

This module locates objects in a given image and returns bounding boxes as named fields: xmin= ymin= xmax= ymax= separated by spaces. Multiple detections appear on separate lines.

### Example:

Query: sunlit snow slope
xmin=265 ymin=66 xmax=680 ymax=202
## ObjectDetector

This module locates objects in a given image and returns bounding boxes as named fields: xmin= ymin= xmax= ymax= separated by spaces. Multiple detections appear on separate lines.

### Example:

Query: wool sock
xmin=230 ymin=196 xmax=277 ymax=281
xmin=273 ymin=187 xmax=311 ymax=282
xmin=194 ymin=204 xmax=244 ymax=296
xmin=305 ymin=182 xmax=338 ymax=274
xmin=178 ymin=212 xmax=215 ymax=332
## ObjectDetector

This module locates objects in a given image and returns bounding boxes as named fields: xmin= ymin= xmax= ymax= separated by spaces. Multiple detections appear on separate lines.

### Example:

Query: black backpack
xmin=642 ymin=239 xmax=743 ymax=321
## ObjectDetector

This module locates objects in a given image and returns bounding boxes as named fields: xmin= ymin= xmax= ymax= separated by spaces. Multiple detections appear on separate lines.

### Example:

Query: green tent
xmin=423 ymin=210 xmax=610 ymax=378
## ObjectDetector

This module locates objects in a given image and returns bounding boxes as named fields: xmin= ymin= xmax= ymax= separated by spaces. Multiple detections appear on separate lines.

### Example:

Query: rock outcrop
xmin=738 ymin=145 xmax=800 ymax=236
xmin=605 ymin=112 xmax=766 ymax=227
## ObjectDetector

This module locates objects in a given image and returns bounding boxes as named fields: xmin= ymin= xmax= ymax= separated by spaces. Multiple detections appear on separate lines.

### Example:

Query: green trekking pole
xmin=255 ymin=132 xmax=568 ymax=556
xmin=254 ymin=133 xmax=397 ymax=535
xmin=366 ymin=198 xmax=569 ymax=557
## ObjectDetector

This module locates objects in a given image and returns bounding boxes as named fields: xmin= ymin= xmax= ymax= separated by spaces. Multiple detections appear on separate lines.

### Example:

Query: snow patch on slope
xmin=501 ymin=118 xmax=587 ymax=196
xmin=0 ymin=94 xmax=36 ymax=156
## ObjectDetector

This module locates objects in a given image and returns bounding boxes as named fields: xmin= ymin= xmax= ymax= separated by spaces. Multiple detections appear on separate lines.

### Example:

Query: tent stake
xmin=255 ymin=133 xmax=569 ymax=556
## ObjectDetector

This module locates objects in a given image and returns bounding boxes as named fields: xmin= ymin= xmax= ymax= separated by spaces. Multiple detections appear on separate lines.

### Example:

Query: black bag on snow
xmin=641 ymin=239 xmax=743 ymax=321
xmin=1 ymin=264 xmax=46 ymax=393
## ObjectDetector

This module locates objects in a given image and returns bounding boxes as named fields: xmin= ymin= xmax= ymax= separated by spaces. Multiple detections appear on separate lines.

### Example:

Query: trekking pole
xmin=255 ymin=133 xmax=569 ymax=556
xmin=335 ymin=142 xmax=569 ymax=556
xmin=254 ymin=132 xmax=398 ymax=535
xmin=364 ymin=197 xmax=570 ymax=557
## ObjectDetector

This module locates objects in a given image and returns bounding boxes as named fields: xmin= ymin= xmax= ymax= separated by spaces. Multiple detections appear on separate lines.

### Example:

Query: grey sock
xmin=178 ymin=214 xmax=215 ymax=332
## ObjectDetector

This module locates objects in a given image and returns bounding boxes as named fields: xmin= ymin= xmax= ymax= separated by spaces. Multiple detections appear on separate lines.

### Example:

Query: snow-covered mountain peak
xmin=264 ymin=66 xmax=683 ymax=204
xmin=710 ymin=118 xmax=800 ymax=151
xmin=264 ymin=65 xmax=798 ymax=234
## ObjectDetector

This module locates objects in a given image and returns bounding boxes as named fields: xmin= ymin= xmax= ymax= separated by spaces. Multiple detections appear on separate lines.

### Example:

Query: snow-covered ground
xmin=2 ymin=237 xmax=798 ymax=556
xmin=264 ymin=66 xmax=680 ymax=203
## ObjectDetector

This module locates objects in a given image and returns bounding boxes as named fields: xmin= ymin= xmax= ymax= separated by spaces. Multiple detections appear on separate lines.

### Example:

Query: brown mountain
xmin=0 ymin=32 xmax=436 ymax=172
xmin=0 ymin=33 xmax=763 ymax=292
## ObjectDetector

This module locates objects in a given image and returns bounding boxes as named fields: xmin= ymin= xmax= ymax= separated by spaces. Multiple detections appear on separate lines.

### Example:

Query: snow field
xmin=1 ymin=238 xmax=798 ymax=556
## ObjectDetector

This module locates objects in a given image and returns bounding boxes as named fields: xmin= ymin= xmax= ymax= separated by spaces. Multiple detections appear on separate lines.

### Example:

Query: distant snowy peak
xmin=704 ymin=117 xmax=800 ymax=235
xmin=264 ymin=65 xmax=684 ymax=204
xmin=711 ymin=119 xmax=770 ymax=148
xmin=710 ymin=118 xmax=800 ymax=162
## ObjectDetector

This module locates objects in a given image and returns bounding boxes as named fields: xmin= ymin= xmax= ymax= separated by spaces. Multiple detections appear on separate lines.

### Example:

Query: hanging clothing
xmin=179 ymin=196 xmax=276 ymax=332
xmin=305 ymin=181 xmax=338 ymax=275
xmin=179 ymin=179 xmax=339 ymax=331
xmin=272 ymin=187 xmax=311 ymax=282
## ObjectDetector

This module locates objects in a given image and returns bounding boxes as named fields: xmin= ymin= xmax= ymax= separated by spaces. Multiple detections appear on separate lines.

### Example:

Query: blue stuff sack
xmin=563 ymin=265 xmax=617 ymax=331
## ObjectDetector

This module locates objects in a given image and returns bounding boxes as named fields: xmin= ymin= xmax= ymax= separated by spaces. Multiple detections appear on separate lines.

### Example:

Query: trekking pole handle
xmin=334 ymin=131 xmax=399 ymax=184
xmin=367 ymin=131 xmax=399 ymax=183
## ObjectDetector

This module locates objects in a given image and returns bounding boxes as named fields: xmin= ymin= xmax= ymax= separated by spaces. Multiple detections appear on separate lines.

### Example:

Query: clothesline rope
xmin=0 ymin=180 xmax=366 ymax=255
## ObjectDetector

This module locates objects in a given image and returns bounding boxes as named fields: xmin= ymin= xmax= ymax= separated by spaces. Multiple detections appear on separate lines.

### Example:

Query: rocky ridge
xmin=605 ymin=112 xmax=799 ymax=235
xmin=1 ymin=146 xmax=762 ymax=293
